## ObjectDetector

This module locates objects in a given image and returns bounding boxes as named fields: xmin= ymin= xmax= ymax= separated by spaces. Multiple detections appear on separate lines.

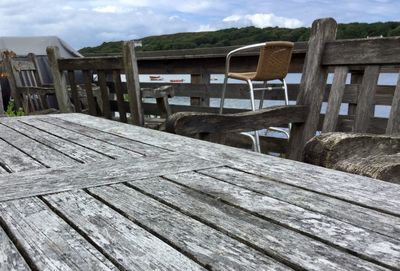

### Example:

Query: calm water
xmin=140 ymin=72 xmax=398 ymax=119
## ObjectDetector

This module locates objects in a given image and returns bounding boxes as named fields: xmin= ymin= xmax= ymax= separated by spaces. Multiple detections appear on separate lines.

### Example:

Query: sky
xmin=0 ymin=0 xmax=398 ymax=49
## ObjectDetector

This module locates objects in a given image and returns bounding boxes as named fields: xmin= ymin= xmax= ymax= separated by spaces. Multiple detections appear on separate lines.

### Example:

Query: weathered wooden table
xmin=0 ymin=113 xmax=399 ymax=271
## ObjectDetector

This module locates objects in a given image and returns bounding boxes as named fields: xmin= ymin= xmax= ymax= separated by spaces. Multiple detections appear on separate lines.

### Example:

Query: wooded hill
xmin=79 ymin=21 xmax=400 ymax=55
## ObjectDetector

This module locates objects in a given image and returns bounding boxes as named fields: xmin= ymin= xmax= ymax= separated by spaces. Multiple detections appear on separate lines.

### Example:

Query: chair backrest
xmin=288 ymin=18 xmax=400 ymax=160
xmin=47 ymin=41 xmax=144 ymax=126
xmin=253 ymin=41 xmax=294 ymax=81
xmin=2 ymin=52 xmax=55 ymax=114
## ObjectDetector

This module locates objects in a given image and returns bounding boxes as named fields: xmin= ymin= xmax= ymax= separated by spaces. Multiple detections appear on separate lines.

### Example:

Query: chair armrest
xmin=225 ymin=43 xmax=266 ymax=75
xmin=304 ymin=132 xmax=400 ymax=183
xmin=166 ymin=105 xmax=307 ymax=136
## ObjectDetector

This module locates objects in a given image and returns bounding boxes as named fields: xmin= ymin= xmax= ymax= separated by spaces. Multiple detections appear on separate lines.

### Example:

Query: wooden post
xmin=123 ymin=41 xmax=144 ymax=126
xmin=288 ymin=18 xmax=337 ymax=161
xmin=190 ymin=72 xmax=210 ymax=107
xmin=386 ymin=72 xmax=400 ymax=134
xmin=2 ymin=55 xmax=23 ymax=109
xmin=46 ymin=46 xmax=73 ymax=113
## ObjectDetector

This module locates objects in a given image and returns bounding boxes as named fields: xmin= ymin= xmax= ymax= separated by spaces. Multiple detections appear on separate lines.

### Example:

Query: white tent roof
xmin=0 ymin=36 xmax=82 ymax=58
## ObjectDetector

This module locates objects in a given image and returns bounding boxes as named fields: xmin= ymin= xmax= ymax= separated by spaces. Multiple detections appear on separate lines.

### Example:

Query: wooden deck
xmin=0 ymin=113 xmax=399 ymax=271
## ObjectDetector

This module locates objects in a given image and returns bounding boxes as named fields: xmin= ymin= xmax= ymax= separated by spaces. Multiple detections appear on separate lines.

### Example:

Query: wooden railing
xmin=47 ymin=36 xmax=400 ymax=154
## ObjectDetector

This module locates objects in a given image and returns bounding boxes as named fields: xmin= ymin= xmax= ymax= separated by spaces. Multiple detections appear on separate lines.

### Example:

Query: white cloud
xmin=223 ymin=13 xmax=303 ymax=28
xmin=93 ymin=5 xmax=124 ymax=13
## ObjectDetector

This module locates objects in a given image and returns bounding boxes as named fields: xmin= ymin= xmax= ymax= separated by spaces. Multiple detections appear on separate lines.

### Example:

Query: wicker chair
xmin=219 ymin=41 xmax=294 ymax=152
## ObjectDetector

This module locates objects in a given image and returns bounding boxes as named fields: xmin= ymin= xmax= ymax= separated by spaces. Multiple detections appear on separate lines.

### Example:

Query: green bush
xmin=5 ymin=99 xmax=24 ymax=117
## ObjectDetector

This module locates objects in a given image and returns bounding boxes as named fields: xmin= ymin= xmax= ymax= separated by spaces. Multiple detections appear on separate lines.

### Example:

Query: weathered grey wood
xmin=97 ymin=70 xmax=112 ymax=119
xmin=322 ymin=66 xmax=348 ymax=132
xmin=0 ymin=152 xmax=220 ymax=202
xmin=0 ymin=119 xmax=108 ymax=164
xmin=354 ymin=65 xmax=380 ymax=132
xmin=44 ymin=190 xmax=205 ymax=271
xmin=165 ymin=171 xmax=400 ymax=269
xmin=123 ymin=41 xmax=144 ymax=126
xmin=89 ymin=185 xmax=292 ymax=270
xmin=67 ymin=70 xmax=82 ymax=112
xmin=0 ymin=123 xmax=79 ymax=168
xmin=0 ymin=226 xmax=30 ymax=270
xmin=288 ymin=18 xmax=337 ymax=161
xmin=123 ymin=177 xmax=387 ymax=271
xmin=348 ymin=70 xmax=364 ymax=115
xmin=199 ymin=166 xmax=400 ymax=240
xmin=190 ymin=73 xmax=210 ymax=107
xmin=41 ymin=116 xmax=169 ymax=156
xmin=58 ymin=56 xmax=124 ymax=71
xmin=54 ymin=113 xmax=400 ymax=216
xmin=46 ymin=46 xmax=73 ymax=113
xmin=112 ymin=70 xmax=127 ymax=122
xmin=21 ymin=118 xmax=142 ymax=159
xmin=167 ymin=105 xmax=307 ymax=136
xmin=82 ymin=70 xmax=97 ymax=116
xmin=0 ymin=137 xmax=43 ymax=173
xmin=386 ymin=73 xmax=400 ymax=134
xmin=322 ymin=37 xmax=400 ymax=65
xmin=0 ymin=197 xmax=116 ymax=270
xmin=305 ymin=133 xmax=400 ymax=183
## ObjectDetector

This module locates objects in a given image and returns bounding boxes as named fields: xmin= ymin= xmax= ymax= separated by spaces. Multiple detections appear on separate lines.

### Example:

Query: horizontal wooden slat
xmin=58 ymin=57 xmax=124 ymax=70
xmin=323 ymin=37 xmax=400 ymax=65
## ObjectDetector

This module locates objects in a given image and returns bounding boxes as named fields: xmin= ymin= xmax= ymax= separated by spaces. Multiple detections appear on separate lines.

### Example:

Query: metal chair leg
xmin=247 ymin=79 xmax=261 ymax=152
xmin=259 ymin=81 xmax=267 ymax=109
xmin=219 ymin=76 xmax=228 ymax=114
xmin=282 ymin=79 xmax=292 ymax=132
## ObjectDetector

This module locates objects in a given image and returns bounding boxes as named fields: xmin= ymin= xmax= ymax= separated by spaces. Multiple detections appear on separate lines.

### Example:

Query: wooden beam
xmin=386 ymin=72 xmax=400 ymax=134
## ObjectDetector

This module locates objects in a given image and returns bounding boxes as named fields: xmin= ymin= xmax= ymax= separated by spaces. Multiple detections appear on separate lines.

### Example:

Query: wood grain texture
xmin=199 ymin=166 xmax=400 ymax=241
xmin=44 ymin=190 xmax=205 ymax=271
xmin=67 ymin=71 xmax=82 ymax=112
xmin=97 ymin=70 xmax=112 ymax=119
xmin=0 ymin=152 xmax=220 ymax=202
xmin=0 ymin=197 xmax=116 ymax=270
xmin=125 ymin=177 xmax=387 ymax=271
xmin=20 ymin=118 xmax=142 ymax=160
xmin=46 ymin=46 xmax=73 ymax=113
xmin=165 ymin=171 xmax=400 ymax=269
xmin=0 ymin=119 xmax=108 ymax=164
xmin=322 ymin=37 xmax=400 ymax=65
xmin=322 ymin=66 xmax=348 ymax=132
xmin=82 ymin=70 xmax=98 ymax=116
xmin=0 ymin=137 xmax=43 ymax=173
xmin=123 ymin=41 xmax=144 ymax=126
xmin=77 ymin=188 xmax=289 ymax=270
xmin=0 ymin=226 xmax=30 ymax=271
xmin=386 ymin=72 xmax=400 ymax=134
xmin=112 ymin=70 xmax=128 ymax=123
xmin=41 ymin=117 xmax=168 ymax=156
xmin=166 ymin=105 xmax=307 ymax=136
xmin=288 ymin=18 xmax=337 ymax=161
xmin=354 ymin=65 xmax=380 ymax=132
xmin=53 ymin=113 xmax=400 ymax=216
xmin=0 ymin=123 xmax=79 ymax=168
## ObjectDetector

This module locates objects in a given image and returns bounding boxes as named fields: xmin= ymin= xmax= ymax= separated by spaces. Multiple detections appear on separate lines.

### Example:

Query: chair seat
xmin=228 ymin=72 xmax=257 ymax=81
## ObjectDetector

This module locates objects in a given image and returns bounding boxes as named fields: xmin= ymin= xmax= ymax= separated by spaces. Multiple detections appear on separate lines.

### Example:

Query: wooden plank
xmin=82 ymin=70 xmax=97 ymax=116
xmin=58 ymin=56 xmax=124 ymax=71
xmin=354 ymin=65 xmax=380 ymax=132
xmin=0 ymin=137 xmax=42 ymax=173
xmin=112 ymin=70 xmax=127 ymax=122
xmin=167 ymin=105 xmax=307 ymax=136
xmin=0 ymin=152 xmax=220 ymax=202
xmin=123 ymin=41 xmax=144 ymax=126
xmin=199 ymin=167 xmax=400 ymax=241
xmin=0 ymin=119 xmax=108 ymax=164
xmin=0 ymin=226 xmax=30 ymax=270
xmin=67 ymin=71 xmax=82 ymax=112
xmin=20 ymin=118 xmax=142 ymax=160
xmin=165 ymin=171 xmax=400 ymax=269
xmin=0 ymin=197 xmax=116 ymax=270
xmin=97 ymin=70 xmax=112 ymax=119
xmin=386 ymin=72 xmax=400 ymax=134
xmin=0 ymin=123 xmax=78 ymax=168
xmin=44 ymin=190 xmax=205 ymax=271
xmin=288 ymin=18 xmax=337 ymax=161
xmin=54 ymin=114 xmax=400 ymax=216
xmin=41 ymin=117 xmax=169 ymax=156
xmin=89 ymin=185 xmax=292 ymax=270
xmin=322 ymin=37 xmax=400 ymax=65
xmin=322 ymin=66 xmax=348 ymax=132
xmin=46 ymin=46 xmax=73 ymax=113
xmin=122 ymin=177 xmax=387 ymax=271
